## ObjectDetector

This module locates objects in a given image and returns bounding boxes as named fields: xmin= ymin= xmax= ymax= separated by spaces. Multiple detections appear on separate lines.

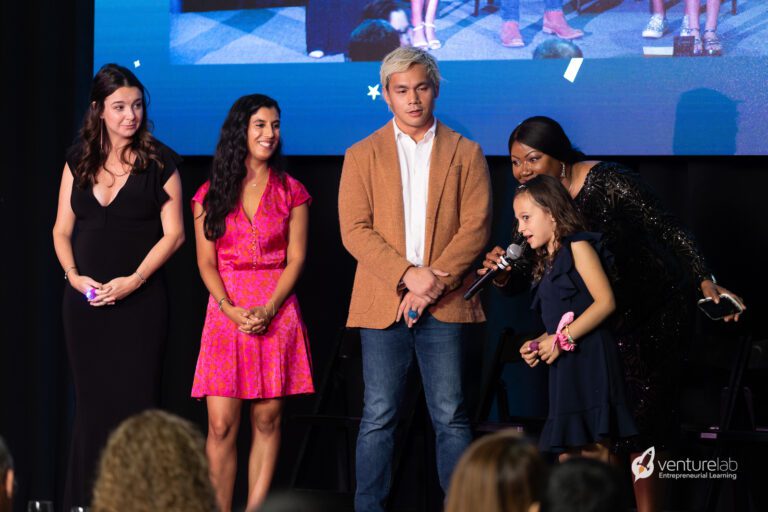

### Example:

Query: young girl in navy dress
xmin=515 ymin=175 xmax=637 ymax=462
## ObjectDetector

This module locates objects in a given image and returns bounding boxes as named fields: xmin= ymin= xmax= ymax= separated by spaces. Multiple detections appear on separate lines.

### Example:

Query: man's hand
xmin=402 ymin=266 xmax=450 ymax=301
xmin=396 ymin=291 xmax=431 ymax=328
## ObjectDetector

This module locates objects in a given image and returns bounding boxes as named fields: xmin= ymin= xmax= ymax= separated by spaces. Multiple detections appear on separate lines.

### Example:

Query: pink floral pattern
xmin=191 ymin=171 xmax=314 ymax=399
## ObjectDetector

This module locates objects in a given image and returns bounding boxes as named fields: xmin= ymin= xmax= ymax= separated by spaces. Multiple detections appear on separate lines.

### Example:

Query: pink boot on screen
xmin=500 ymin=21 xmax=524 ymax=47
xmin=542 ymin=10 xmax=584 ymax=40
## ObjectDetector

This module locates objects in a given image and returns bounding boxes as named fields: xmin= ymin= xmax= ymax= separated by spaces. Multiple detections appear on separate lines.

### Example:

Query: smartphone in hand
xmin=697 ymin=293 xmax=744 ymax=320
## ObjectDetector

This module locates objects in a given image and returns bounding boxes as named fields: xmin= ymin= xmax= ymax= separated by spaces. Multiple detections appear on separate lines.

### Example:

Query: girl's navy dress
xmin=533 ymin=232 xmax=638 ymax=452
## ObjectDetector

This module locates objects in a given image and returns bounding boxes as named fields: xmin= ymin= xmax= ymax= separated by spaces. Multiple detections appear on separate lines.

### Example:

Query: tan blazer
xmin=339 ymin=120 xmax=492 ymax=329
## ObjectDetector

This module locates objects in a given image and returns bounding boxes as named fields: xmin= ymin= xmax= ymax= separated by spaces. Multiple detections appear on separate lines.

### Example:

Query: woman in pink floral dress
xmin=191 ymin=94 xmax=314 ymax=511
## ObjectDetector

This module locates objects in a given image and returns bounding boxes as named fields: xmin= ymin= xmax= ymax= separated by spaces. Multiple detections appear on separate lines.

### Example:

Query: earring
xmin=99 ymin=119 xmax=106 ymax=152
xmin=560 ymin=162 xmax=566 ymax=179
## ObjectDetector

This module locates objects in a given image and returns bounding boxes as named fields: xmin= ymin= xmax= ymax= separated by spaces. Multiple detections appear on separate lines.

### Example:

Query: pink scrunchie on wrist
xmin=552 ymin=311 xmax=576 ymax=352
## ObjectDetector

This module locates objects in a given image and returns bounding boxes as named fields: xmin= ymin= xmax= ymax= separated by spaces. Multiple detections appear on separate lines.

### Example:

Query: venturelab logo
xmin=631 ymin=446 xmax=655 ymax=481
xmin=631 ymin=447 xmax=738 ymax=481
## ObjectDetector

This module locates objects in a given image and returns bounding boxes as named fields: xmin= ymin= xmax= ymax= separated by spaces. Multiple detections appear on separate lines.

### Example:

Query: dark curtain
xmin=1 ymin=0 xmax=94 ymax=509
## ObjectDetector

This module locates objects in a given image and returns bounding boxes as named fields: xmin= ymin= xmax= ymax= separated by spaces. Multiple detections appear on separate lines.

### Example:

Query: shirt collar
xmin=393 ymin=117 xmax=437 ymax=144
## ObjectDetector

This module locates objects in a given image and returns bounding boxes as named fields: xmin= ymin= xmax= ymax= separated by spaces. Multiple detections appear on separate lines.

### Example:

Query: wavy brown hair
xmin=445 ymin=431 xmax=546 ymax=512
xmin=91 ymin=410 xmax=217 ymax=512
xmin=515 ymin=174 xmax=587 ymax=281
xmin=71 ymin=63 xmax=162 ymax=189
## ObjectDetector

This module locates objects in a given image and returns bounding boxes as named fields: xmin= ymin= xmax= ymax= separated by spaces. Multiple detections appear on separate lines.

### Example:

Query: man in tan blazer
xmin=338 ymin=47 xmax=491 ymax=512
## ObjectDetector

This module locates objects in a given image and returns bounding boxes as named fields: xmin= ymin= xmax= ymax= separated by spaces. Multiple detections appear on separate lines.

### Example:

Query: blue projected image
xmin=95 ymin=0 xmax=768 ymax=155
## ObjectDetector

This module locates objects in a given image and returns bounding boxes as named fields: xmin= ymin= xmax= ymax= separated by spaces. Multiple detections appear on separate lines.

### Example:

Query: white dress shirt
xmin=393 ymin=118 xmax=437 ymax=267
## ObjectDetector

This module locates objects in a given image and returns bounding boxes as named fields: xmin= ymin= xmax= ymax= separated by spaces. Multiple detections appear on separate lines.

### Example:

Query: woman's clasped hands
xmin=223 ymin=302 xmax=276 ymax=335
xmin=71 ymin=272 xmax=144 ymax=307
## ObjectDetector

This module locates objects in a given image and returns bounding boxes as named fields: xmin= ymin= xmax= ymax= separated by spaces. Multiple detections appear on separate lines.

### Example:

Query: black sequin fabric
xmin=576 ymin=163 xmax=712 ymax=451
xmin=507 ymin=162 xmax=712 ymax=451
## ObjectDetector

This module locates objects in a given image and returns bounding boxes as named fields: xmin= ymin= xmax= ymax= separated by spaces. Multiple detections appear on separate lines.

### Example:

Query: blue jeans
xmin=502 ymin=0 xmax=563 ymax=23
xmin=354 ymin=313 xmax=472 ymax=512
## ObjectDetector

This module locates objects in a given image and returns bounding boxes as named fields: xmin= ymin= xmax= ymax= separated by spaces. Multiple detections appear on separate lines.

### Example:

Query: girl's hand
xmin=91 ymin=275 xmax=142 ymax=306
xmin=520 ymin=339 xmax=541 ymax=367
xmin=537 ymin=334 xmax=561 ymax=365
xmin=700 ymin=280 xmax=746 ymax=322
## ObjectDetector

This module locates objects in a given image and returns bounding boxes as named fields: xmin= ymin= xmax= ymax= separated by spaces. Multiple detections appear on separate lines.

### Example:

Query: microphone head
xmin=506 ymin=242 xmax=526 ymax=260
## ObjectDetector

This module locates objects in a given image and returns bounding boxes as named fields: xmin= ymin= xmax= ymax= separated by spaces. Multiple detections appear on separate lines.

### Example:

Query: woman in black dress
xmin=52 ymin=63 xmax=185 ymax=509
xmin=480 ymin=116 xmax=744 ymax=512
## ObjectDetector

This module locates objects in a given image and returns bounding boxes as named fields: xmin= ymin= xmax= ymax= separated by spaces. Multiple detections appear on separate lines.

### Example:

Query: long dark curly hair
xmin=514 ymin=174 xmax=586 ymax=281
xmin=203 ymin=94 xmax=285 ymax=240
xmin=72 ymin=63 xmax=162 ymax=189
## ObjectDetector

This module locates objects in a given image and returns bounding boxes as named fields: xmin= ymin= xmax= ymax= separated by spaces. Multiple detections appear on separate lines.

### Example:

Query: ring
xmin=530 ymin=341 xmax=539 ymax=352
xmin=408 ymin=310 xmax=419 ymax=320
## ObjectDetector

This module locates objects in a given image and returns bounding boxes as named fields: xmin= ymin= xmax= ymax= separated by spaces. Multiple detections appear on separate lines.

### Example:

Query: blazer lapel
xmin=372 ymin=122 xmax=407 ymax=256
xmin=423 ymin=121 xmax=459 ymax=264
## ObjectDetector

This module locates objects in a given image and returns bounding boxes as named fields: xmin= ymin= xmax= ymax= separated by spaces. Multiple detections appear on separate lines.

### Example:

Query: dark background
xmin=2 ymin=1 xmax=767 ymax=511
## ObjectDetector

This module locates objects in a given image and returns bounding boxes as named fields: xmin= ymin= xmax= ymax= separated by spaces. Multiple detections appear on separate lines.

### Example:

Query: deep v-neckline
xmin=91 ymin=173 xmax=132 ymax=208
xmin=241 ymin=171 xmax=270 ymax=225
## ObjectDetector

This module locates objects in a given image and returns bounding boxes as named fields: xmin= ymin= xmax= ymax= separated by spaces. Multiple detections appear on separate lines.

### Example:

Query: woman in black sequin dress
xmin=480 ymin=116 xmax=744 ymax=512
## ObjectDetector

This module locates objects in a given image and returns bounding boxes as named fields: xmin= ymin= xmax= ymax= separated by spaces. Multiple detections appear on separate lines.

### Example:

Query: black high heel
xmin=680 ymin=26 xmax=702 ymax=56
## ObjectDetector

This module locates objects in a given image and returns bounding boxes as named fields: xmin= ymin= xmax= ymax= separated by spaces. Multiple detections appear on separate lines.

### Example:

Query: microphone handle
xmin=463 ymin=266 xmax=499 ymax=300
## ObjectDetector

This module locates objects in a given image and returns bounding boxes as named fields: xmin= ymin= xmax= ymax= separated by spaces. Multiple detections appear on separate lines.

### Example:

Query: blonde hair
xmin=379 ymin=46 xmax=441 ymax=90
xmin=91 ymin=410 xmax=217 ymax=512
xmin=445 ymin=431 xmax=545 ymax=512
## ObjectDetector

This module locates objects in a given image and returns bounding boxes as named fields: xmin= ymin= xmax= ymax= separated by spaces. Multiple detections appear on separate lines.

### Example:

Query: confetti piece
xmin=563 ymin=58 xmax=583 ymax=83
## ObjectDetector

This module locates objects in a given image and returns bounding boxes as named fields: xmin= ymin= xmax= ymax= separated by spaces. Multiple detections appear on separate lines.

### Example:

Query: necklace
xmin=246 ymin=174 xmax=268 ymax=188
xmin=103 ymin=162 xmax=130 ymax=177
xmin=100 ymin=165 xmax=129 ymax=188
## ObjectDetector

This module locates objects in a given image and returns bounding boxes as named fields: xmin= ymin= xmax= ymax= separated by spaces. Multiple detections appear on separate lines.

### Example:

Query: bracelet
xmin=563 ymin=325 xmax=575 ymax=345
xmin=64 ymin=265 xmax=78 ymax=280
xmin=266 ymin=301 xmax=277 ymax=318
xmin=218 ymin=297 xmax=233 ymax=311
xmin=134 ymin=270 xmax=146 ymax=285
xmin=553 ymin=311 xmax=576 ymax=352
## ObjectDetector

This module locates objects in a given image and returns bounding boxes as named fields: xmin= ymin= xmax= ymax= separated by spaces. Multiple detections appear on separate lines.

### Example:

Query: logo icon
xmin=632 ymin=446 xmax=656 ymax=482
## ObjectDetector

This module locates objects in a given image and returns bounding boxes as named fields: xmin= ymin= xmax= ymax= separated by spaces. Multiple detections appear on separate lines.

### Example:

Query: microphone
xmin=463 ymin=241 xmax=527 ymax=300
